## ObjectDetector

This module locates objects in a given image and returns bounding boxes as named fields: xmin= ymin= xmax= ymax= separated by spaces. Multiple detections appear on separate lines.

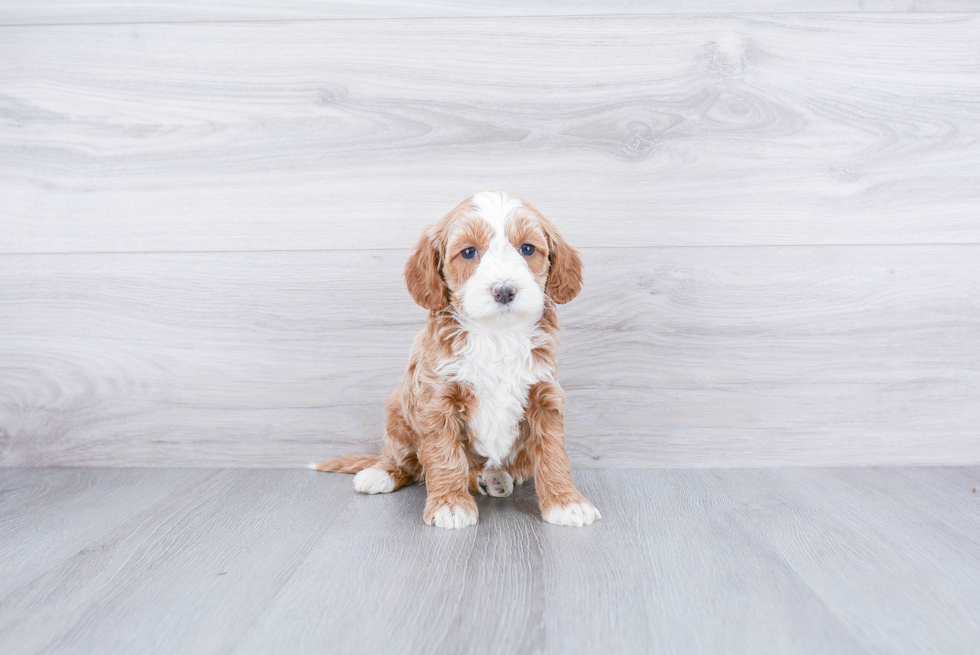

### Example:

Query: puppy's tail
xmin=310 ymin=454 xmax=381 ymax=474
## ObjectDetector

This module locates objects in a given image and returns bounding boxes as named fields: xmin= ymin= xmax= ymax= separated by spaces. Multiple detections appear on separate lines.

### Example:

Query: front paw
xmin=424 ymin=495 xmax=479 ymax=529
xmin=543 ymin=500 xmax=601 ymax=527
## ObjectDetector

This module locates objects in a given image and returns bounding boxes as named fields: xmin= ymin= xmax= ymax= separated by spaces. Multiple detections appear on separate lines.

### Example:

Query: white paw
xmin=353 ymin=467 xmax=395 ymax=494
xmin=477 ymin=469 xmax=514 ymax=497
xmin=544 ymin=502 xmax=601 ymax=527
xmin=431 ymin=505 xmax=479 ymax=529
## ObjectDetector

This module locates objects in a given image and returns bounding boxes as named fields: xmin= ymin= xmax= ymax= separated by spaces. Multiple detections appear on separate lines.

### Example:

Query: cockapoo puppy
xmin=314 ymin=191 xmax=600 ymax=529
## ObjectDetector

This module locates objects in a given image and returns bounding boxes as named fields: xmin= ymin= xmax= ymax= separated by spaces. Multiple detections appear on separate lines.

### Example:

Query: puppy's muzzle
xmin=493 ymin=284 xmax=516 ymax=305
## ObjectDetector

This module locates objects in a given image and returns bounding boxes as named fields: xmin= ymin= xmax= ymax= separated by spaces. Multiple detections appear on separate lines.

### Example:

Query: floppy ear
xmin=404 ymin=228 xmax=449 ymax=311
xmin=542 ymin=217 xmax=583 ymax=304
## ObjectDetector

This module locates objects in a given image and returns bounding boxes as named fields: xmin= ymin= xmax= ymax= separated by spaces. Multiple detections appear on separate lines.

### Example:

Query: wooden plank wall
xmin=1 ymin=3 xmax=978 ymax=468
xmin=3 ymin=2 xmax=980 ymax=25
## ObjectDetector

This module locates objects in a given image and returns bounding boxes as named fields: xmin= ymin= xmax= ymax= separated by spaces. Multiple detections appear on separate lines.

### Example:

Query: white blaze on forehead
xmin=459 ymin=191 xmax=543 ymax=325
xmin=470 ymin=191 xmax=525 ymax=240
xmin=447 ymin=191 xmax=552 ymax=468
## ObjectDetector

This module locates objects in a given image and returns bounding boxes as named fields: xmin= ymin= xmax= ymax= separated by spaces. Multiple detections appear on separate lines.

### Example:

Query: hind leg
xmin=354 ymin=397 xmax=422 ymax=495
xmin=354 ymin=462 xmax=413 ymax=494
xmin=474 ymin=445 xmax=535 ymax=497
xmin=469 ymin=445 xmax=533 ymax=497
xmin=504 ymin=447 xmax=534 ymax=487
xmin=476 ymin=468 xmax=514 ymax=497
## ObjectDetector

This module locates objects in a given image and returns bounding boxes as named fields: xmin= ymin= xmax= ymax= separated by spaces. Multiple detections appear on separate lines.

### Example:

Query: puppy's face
xmin=405 ymin=191 xmax=582 ymax=323
xmin=443 ymin=193 xmax=549 ymax=325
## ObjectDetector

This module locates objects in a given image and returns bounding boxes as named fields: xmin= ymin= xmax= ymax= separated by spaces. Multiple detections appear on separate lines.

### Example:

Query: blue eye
xmin=461 ymin=247 xmax=477 ymax=260
xmin=520 ymin=244 xmax=535 ymax=256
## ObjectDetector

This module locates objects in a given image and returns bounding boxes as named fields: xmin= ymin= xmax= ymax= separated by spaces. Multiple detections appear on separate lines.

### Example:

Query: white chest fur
xmin=440 ymin=326 xmax=553 ymax=467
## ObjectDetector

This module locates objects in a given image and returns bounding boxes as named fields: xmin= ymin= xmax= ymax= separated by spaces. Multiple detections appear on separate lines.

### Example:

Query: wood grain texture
xmin=711 ymin=467 xmax=980 ymax=654
xmin=0 ymin=468 xmax=353 ymax=655
xmin=2 ymin=467 xmax=979 ymax=654
xmin=1 ymin=246 xmax=977 ymax=468
xmin=2 ymin=15 xmax=978 ymax=253
xmin=233 ymin=469 xmax=867 ymax=655
xmin=1 ymin=1 xmax=974 ymax=26
xmin=0 ymin=468 xmax=215 ymax=598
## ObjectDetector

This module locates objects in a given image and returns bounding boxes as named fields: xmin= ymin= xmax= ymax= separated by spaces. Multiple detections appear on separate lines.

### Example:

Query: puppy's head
xmin=405 ymin=191 xmax=582 ymax=325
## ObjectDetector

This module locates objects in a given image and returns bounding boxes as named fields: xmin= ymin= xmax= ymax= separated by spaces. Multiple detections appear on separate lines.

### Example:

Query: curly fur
xmin=315 ymin=191 xmax=600 ymax=528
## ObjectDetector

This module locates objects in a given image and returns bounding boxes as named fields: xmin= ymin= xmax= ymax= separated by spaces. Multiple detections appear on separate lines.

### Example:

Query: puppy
xmin=314 ymin=191 xmax=599 ymax=529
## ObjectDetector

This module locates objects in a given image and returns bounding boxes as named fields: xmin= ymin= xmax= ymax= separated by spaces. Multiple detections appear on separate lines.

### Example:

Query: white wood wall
xmin=1 ymin=2 xmax=978 ymax=468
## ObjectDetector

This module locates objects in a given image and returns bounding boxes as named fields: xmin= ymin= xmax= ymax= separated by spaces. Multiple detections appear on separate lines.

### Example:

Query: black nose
xmin=493 ymin=285 xmax=516 ymax=304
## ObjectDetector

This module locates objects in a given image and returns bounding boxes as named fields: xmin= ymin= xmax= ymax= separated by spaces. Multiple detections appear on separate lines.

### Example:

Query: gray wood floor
xmin=1 ymin=466 xmax=978 ymax=654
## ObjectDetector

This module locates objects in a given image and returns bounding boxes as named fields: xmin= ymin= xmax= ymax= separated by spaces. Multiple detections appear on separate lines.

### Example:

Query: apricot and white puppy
xmin=315 ymin=191 xmax=599 ymax=529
